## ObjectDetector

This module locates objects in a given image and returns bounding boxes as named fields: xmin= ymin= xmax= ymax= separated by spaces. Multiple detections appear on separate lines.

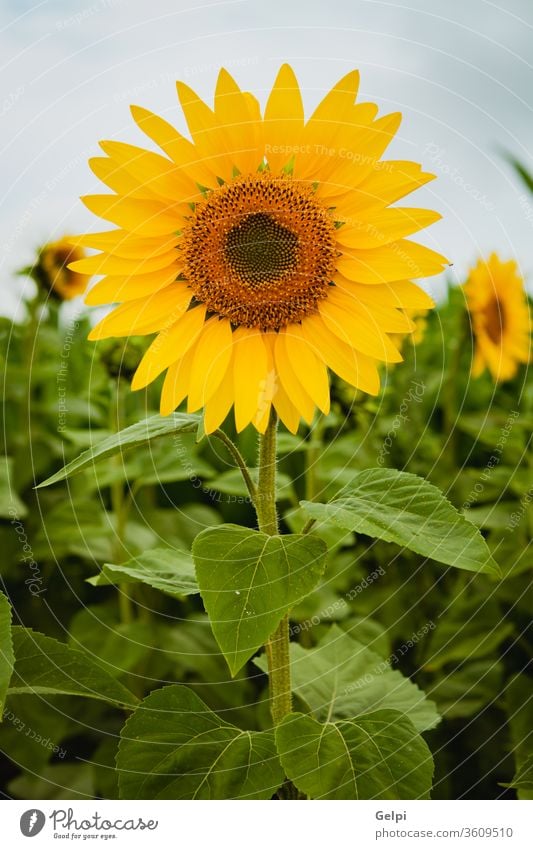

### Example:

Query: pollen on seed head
xmin=179 ymin=172 xmax=337 ymax=331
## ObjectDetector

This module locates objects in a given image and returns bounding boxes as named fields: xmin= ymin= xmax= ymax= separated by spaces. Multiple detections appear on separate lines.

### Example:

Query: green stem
xmin=305 ymin=413 xmax=325 ymax=502
xmin=109 ymin=378 xmax=134 ymax=624
xmin=443 ymin=310 xmax=469 ymax=475
xmin=212 ymin=428 xmax=258 ymax=506
xmin=255 ymin=411 xmax=292 ymax=725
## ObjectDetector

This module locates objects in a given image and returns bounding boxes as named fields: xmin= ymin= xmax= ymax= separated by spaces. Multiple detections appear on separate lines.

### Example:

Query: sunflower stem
xmin=255 ymin=411 xmax=292 ymax=726
xmin=109 ymin=378 xmax=134 ymax=625
xmin=212 ymin=429 xmax=258 ymax=506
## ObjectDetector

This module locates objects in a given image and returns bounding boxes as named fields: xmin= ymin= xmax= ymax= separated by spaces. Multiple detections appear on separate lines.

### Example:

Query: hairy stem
xmin=255 ymin=411 xmax=292 ymax=725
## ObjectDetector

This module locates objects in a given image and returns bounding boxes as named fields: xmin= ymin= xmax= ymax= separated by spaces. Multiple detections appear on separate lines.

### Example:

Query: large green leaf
xmin=117 ymin=685 xmax=284 ymax=799
xmin=0 ymin=591 xmax=14 ymax=715
xmin=276 ymin=709 xmax=433 ymax=799
xmin=7 ymin=627 xmax=137 ymax=708
xmin=192 ymin=525 xmax=327 ymax=675
xmin=36 ymin=413 xmax=201 ymax=487
xmin=301 ymin=469 xmax=499 ymax=575
xmin=257 ymin=626 xmax=439 ymax=732
xmin=88 ymin=548 xmax=198 ymax=598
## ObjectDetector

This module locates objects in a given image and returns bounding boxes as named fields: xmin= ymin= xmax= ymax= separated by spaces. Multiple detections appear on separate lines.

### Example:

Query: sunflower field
xmin=0 ymin=64 xmax=531 ymax=804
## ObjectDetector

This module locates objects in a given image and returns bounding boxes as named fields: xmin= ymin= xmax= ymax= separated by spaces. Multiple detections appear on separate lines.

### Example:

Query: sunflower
xmin=33 ymin=237 xmax=90 ymax=300
xmin=70 ymin=65 xmax=447 ymax=433
xmin=464 ymin=253 xmax=531 ymax=382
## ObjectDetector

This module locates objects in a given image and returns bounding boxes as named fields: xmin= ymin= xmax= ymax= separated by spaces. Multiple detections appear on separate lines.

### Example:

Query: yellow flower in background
xmin=70 ymin=65 xmax=447 ymax=433
xmin=464 ymin=253 xmax=531 ymax=382
xmin=35 ymin=237 xmax=90 ymax=300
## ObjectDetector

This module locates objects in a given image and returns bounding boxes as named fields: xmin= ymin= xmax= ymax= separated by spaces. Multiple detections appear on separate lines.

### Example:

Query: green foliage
xmin=0 ymin=591 xmax=14 ymax=714
xmin=256 ymin=626 xmax=439 ymax=732
xmin=301 ymin=469 xmax=499 ymax=575
xmin=37 ymin=413 xmax=202 ymax=487
xmin=117 ymin=685 xmax=284 ymax=799
xmin=276 ymin=709 xmax=433 ymax=799
xmin=193 ymin=525 xmax=327 ymax=674
xmin=0 ymin=286 xmax=530 ymax=801
xmin=8 ymin=627 xmax=138 ymax=707
xmin=88 ymin=548 xmax=198 ymax=598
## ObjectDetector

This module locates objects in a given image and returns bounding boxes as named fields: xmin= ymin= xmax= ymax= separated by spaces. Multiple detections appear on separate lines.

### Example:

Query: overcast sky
xmin=2 ymin=0 xmax=533 ymax=317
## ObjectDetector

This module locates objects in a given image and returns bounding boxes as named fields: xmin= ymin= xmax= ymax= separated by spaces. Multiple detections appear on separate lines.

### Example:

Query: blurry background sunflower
xmin=464 ymin=253 xmax=531 ymax=382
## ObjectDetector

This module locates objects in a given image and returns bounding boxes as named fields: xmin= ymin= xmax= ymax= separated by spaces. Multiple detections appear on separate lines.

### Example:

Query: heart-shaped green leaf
xmin=117 ymin=685 xmax=284 ymax=799
xmin=276 ymin=709 xmax=433 ymax=799
xmin=192 ymin=524 xmax=327 ymax=675
xmin=256 ymin=625 xmax=439 ymax=732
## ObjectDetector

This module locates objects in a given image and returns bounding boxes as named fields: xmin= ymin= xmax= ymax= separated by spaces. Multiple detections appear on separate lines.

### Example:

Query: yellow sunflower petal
xmin=302 ymin=313 xmax=381 ymax=394
xmin=131 ymin=305 xmax=207 ymax=390
xmin=176 ymin=81 xmax=234 ymax=181
xmin=89 ymin=157 xmax=156 ymax=199
xmin=271 ymin=381 xmax=302 ymax=434
xmin=187 ymin=318 xmax=233 ymax=411
xmin=203 ymin=361 xmax=235 ymax=434
xmin=316 ymin=112 xmax=402 ymax=197
xmin=334 ymin=275 xmax=435 ymax=310
xmin=214 ymin=68 xmax=264 ymax=174
xmin=99 ymin=141 xmax=197 ymax=201
xmin=81 ymin=195 xmax=183 ymax=237
xmin=88 ymin=284 xmax=191 ymax=339
xmin=335 ymin=162 xmax=436 ymax=217
xmin=69 ymin=231 xmax=178 ymax=259
xmin=337 ymin=239 xmax=448 ymax=284
xmin=264 ymin=64 xmax=304 ymax=172
xmin=160 ymin=344 xmax=198 ymax=415
xmin=319 ymin=296 xmax=403 ymax=363
xmin=273 ymin=332 xmax=316 ymax=423
xmin=232 ymin=327 xmax=269 ymax=432
xmin=282 ymin=325 xmax=330 ymax=414
xmin=336 ymin=208 xmax=442 ymax=249
xmin=329 ymin=286 xmax=415 ymax=333
xmin=69 ymin=248 xmax=179 ymax=276
xmin=130 ymin=104 xmax=216 ymax=188
xmin=85 ymin=267 xmax=182 ymax=306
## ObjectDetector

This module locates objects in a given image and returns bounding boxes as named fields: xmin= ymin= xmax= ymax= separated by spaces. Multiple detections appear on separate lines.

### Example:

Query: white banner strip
xmin=3 ymin=799 xmax=533 ymax=848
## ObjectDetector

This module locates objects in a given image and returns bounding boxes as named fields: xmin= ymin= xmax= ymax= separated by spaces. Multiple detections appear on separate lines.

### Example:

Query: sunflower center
xmin=180 ymin=173 xmax=337 ymax=330
xmin=485 ymin=297 xmax=505 ymax=344
xmin=225 ymin=212 xmax=299 ymax=286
